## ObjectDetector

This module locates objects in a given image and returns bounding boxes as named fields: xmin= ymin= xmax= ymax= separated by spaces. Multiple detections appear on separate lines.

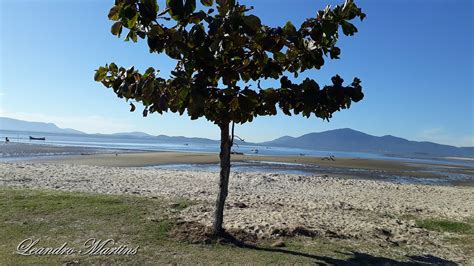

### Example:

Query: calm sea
xmin=0 ymin=129 xmax=472 ymax=168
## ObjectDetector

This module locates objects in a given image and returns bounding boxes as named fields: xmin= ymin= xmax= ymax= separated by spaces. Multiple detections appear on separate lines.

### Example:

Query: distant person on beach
xmin=5 ymin=137 xmax=10 ymax=143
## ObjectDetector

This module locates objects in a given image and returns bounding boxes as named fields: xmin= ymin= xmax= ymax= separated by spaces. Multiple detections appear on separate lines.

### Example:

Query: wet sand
xmin=0 ymin=143 xmax=121 ymax=158
xmin=32 ymin=150 xmax=417 ymax=169
xmin=2 ymin=143 xmax=473 ymax=184
xmin=29 ymin=151 xmax=472 ymax=183
xmin=0 ymin=143 xmax=426 ymax=170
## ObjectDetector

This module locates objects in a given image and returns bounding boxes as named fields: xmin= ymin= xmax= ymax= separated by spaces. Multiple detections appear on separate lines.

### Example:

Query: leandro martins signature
xmin=17 ymin=238 xmax=139 ymax=256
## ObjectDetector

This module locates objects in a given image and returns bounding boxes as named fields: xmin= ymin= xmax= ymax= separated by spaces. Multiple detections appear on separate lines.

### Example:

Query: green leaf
xmin=329 ymin=47 xmax=341 ymax=59
xmin=230 ymin=98 xmax=239 ymax=111
xmin=165 ymin=46 xmax=182 ymax=59
xmin=184 ymin=0 xmax=196 ymax=16
xmin=273 ymin=51 xmax=285 ymax=62
xmin=94 ymin=67 xmax=107 ymax=81
xmin=283 ymin=21 xmax=297 ymax=37
xmin=167 ymin=0 xmax=184 ymax=20
xmin=111 ymin=22 xmax=123 ymax=37
xmin=145 ymin=67 xmax=155 ymax=75
xmin=138 ymin=0 xmax=159 ymax=23
xmin=127 ymin=12 xmax=139 ymax=28
xmin=189 ymin=10 xmax=206 ymax=24
xmin=148 ymin=25 xmax=164 ymax=37
xmin=322 ymin=20 xmax=338 ymax=35
xmin=341 ymin=20 xmax=358 ymax=36
xmin=216 ymin=0 xmax=234 ymax=14
xmin=108 ymin=5 xmax=121 ymax=21
xmin=191 ymin=24 xmax=205 ymax=45
xmin=109 ymin=63 xmax=118 ymax=73
xmin=243 ymin=15 xmax=261 ymax=32
xmin=167 ymin=0 xmax=195 ymax=20
xmin=130 ymin=103 xmax=136 ymax=112
xmin=200 ymin=0 xmax=213 ymax=7
xmin=130 ymin=31 xmax=138 ymax=42
xmin=143 ymin=0 xmax=159 ymax=13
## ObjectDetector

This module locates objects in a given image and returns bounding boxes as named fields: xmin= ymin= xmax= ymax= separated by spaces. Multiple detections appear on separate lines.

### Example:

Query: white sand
xmin=1 ymin=162 xmax=473 ymax=262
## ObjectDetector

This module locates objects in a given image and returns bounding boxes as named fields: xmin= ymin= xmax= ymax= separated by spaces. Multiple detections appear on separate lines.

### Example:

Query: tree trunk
xmin=213 ymin=122 xmax=231 ymax=236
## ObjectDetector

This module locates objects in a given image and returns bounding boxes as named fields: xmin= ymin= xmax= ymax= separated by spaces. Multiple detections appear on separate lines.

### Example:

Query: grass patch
xmin=170 ymin=198 xmax=195 ymax=211
xmin=0 ymin=187 xmax=462 ymax=264
xmin=416 ymin=219 xmax=474 ymax=234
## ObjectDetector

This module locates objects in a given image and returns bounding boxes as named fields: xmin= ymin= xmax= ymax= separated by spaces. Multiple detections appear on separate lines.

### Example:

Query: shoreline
xmin=1 ymin=143 xmax=426 ymax=170
xmin=2 ymin=142 xmax=473 ymax=166
xmin=1 ymin=143 xmax=473 ymax=186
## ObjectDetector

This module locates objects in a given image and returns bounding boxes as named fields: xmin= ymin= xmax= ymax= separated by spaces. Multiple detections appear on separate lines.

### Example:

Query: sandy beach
xmin=1 ymin=159 xmax=473 ymax=262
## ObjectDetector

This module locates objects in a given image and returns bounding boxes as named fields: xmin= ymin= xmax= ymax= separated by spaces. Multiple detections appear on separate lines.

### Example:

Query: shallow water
xmin=150 ymin=160 xmax=474 ymax=186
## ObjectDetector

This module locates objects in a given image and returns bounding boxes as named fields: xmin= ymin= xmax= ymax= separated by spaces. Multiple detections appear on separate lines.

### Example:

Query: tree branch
xmin=230 ymin=121 xmax=235 ymax=147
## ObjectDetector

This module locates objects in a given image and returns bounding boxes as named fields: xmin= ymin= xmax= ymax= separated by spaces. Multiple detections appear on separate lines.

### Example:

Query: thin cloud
xmin=0 ymin=111 xmax=135 ymax=134
xmin=418 ymin=128 xmax=474 ymax=147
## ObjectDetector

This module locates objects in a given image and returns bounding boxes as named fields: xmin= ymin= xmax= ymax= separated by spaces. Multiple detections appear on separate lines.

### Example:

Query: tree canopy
xmin=95 ymin=0 xmax=365 ymax=125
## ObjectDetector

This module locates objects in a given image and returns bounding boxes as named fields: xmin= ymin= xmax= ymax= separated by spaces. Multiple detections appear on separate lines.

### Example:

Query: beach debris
xmin=234 ymin=202 xmax=248 ymax=209
xmin=291 ymin=226 xmax=317 ymax=237
xmin=322 ymin=155 xmax=336 ymax=161
xmin=270 ymin=227 xmax=317 ymax=237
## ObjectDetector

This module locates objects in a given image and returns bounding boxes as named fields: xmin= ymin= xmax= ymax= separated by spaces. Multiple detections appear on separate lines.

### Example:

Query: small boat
xmin=29 ymin=136 xmax=46 ymax=141
xmin=250 ymin=148 xmax=259 ymax=154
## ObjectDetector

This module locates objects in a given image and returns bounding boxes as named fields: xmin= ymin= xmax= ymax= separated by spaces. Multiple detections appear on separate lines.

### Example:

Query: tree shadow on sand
xmin=219 ymin=232 xmax=458 ymax=266
xmin=169 ymin=222 xmax=458 ymax=265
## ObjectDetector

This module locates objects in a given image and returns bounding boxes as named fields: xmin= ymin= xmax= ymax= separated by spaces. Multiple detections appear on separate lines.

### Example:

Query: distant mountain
xmin=156 ymin=135 xmax=218 ymax=144
xmin=155 ymin=135 xmax=250 ymax=145
xmin=0 ymin=117 xmax=84 ymax=134
xmin=107 ymin=132 xmax=155 ymax=138
xmin=261 ymin=128 xmax=474 ymax=157
xmin=2 ymin=117 xmax=471 ymax=157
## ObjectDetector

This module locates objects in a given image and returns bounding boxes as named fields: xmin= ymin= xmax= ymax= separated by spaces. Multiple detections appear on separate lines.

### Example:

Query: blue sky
xmin=1 ymin=0 xmax=473 ymax=146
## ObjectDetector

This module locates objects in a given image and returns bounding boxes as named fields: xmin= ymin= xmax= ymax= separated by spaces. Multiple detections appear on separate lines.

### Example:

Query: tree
xmin=95 ymin=0 xmax=365 ymax=236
